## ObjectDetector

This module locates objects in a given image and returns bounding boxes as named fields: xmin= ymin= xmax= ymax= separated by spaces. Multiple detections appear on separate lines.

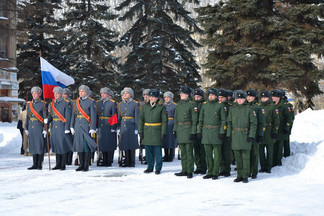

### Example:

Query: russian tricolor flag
xmin=41 ymin=57 xmax=75 ymax=99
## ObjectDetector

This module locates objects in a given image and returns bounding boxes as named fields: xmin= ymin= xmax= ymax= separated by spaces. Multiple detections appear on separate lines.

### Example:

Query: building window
xmin=0 ymin=38 xmax=7 ymax=59
xmin=0 ymin=0 xmax=7 ymax=18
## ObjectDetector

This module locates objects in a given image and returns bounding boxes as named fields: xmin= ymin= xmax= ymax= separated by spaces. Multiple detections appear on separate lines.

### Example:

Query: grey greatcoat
xmin=163 ymin=101 xmax=177 ymax=149
xmin=25 ymin=99 xmax=46 ymax=154
xmin=97 ymin=98 xmax=117 ymax=152
xmin=71 ymin=97 xmax=97 ymax=152
xmin=47 ymin=98 xmax=73 ymax=154
xmin=117 ymin=99 xmax=140 ymax=151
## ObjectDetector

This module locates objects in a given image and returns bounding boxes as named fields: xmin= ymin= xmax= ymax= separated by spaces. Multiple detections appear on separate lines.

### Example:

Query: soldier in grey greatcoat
xmin=118 ymin=87 xmax=140 ymax=167
xmin=70 ymin=85 xmax=97 ymax=172
xmin=46 ymin=87 xmax=73 ymax=170
xmin=97 ymin=87 xmax=118 ymax=167
xmin=25 ymin=86 xmax=47 ymax=170
xmin=163 ymin=91 xmax=177 ymax=162
xmin=62 ymin=88 xmax=74 ymax=165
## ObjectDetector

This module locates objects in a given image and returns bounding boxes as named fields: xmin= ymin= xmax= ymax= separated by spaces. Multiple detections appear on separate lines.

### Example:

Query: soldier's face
xmin=164 ymin=96 xmax=172 ymax=103
xmin=218 ymin=96 xmax=227 ymax=103
xmin=237 ymin=98 xmax=246 ymax=104
xmin=247 ymin=96 xmax=255 ymax=103
xmin=261 ymin=97 xmax=269 ymax=102
xmin=272 ymin=96 xmax=280 ymax=104
xmin=32 ymin=92 xmax=40 ymax=100
xmin=180 ymin=92 xmax=189 ymax=100
xmin=101 ymin=93 xmax=109 ymax=100
xmin=79 ymin=90 xmax=88 ymax=98
xmin=194 ymin=95 xmax=202 ymax=101
xmin=62 ymin=94 xmax=69 ymax=100
xmin=54 ymin=92 xmax=62 ymax=100
xmin=208 ymin=94 xmax=217 ymax=101
xmin=143 ymin=94 xmax=149 ymax=101
xmin=123 ymin=92 xmax=131 ymax=100
xmin=149 ymin=96 xmax=158 ymax=104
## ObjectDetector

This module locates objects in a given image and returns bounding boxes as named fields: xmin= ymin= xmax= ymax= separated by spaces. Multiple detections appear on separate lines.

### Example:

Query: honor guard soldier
xmin=62 ymin=88 xmax=74 ymax=165
xmin=25 ymin=86 xmax=47 ymax=170
xmin=227 ymin=90 xmax=257 ymax=183
xmin=46 ymin=87 xmax=73 ymax=170
xmin=192 ymin=88 xmax=207 ymax=174
xmin=246 ymin=89 xmax=265 ymax=179
xmin=70 ymin=85 xmax=97 ymax=172
xmin=271 ymin=90 xmax=294 ymax=166
xmin=96 ymin=87 xmax=118 ymax=167
xmin=218 ymin=89 xmax=232 ymax=177
xmin=138 ymin=89 xmax=168 ymax=174
xmin=118 ymin=87 xmax=140 ymax=167
xmin=259 ymin=91 xmax=280 ymax=173
xmin=174 ymin=86 xmax=198 ymax=179
xmin=281 ymin=91 xmax=295 ymax=157
xmin=197 ymin=88 xmax=227 ymax=180
xmin=163 ymin=91 xmax=177 ymax=162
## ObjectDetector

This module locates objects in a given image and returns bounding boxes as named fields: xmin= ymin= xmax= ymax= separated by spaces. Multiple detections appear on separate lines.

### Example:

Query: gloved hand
xmin=64 ymin=130 xmax=70 ymax=134
xmin=197 ymin=133 xmax=202 ymax=139
xmin=42 ymin=130 xmax=47 ymax=138
xmin=247 ymin=137 xmax=254 ymax=142
xmin=139 ymin=133 xmax=144 ymax=141
xmin=256 ymin=136 xmax=263 ymax=143
xmin=89 ymin=129 xmax=95 ymax=137
xmin=44 ymin=118 xmax=48 ymax=124
xmin=25 ymin=130 xmax=29 ymax=136
xmin=189 ymin=134 xmax=196 ymax=141
xmin=218 ymin=134 xmax=225 ymax=140
xmin=271 ymin=133 xmax=277 ymax=139
xmin=161 ymin=134 xmax=166 ymax=141
xmin=111 ymin=129 xmax=116 ymax=133
xmin=70 ymin=128 xmax=75 ymax=135
xmin=227 ymin=137 xmax=232 ymax=143
xmin=173 ymin=131 xmax=177 ymax=138
xmin=134 ymin=130 xmax=138 ymax=135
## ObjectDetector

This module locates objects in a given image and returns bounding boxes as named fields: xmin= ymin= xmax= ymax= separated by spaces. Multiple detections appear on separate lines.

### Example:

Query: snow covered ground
xmin=1 ymin=108 xmax=324 ymax=215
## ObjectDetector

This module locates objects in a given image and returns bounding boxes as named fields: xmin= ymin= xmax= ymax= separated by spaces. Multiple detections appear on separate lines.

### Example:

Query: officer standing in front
xmin=25 ymin=86 xmax=47 ymax=170
xmin=70 ymin=85 xmax=97 ymax=172
xmin=174 ymin=86 xmax=198 ymax=179
xmin=138 ymin=89 xmax=168 ymax=174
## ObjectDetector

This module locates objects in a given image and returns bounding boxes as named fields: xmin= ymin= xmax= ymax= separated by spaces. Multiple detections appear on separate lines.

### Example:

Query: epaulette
xmin=110 ymin=99 xmax=115 ymax=102
xmin=173 ymin=102 xmax=177 ymax=105
xmin=64 ymin=99 xmax=69 ymax=103
xmin=89 ymin=97 xmax=95 ymax=101
xmin=96 ymin=99 xmax=101 ymax=102
xmin=41 ymin=100 xmax=45 ymax=103
xmin=133 ymin=100 xmax=138 ymax=103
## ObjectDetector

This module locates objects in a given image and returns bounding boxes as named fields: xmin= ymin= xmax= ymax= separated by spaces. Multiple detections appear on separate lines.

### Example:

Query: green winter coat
xmin=247 ymin=101 xmax=265 ymax=139
xmin=260 ymin=100 xmax=280 ymax=145
xmin=273 ymin=100 xmax=294 ymax=141
xmin=198 ymin=100 xmax=227 ymax=145
xmin=138 ymin=100 xmax=168 ymax=146
xmin=173 ymin=98 xmax=198 ymax=144
xmin=226 ymin=103 xmax=257 ymax=150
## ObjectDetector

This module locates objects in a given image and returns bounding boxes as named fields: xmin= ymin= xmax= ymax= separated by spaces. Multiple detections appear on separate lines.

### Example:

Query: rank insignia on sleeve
xmin=262 ymin=109 xmax=265 ymax=114
xmin=275 ymin=109 xmax=279 ymax=114
xmin=253 ymin=111 xmax=256 ymax=116
xmin=194 ymin=107 xmax=198 ymax=112
xmin=288 ymin=107 xmax=291 ymax=112
xmin=224 ymin=107 xmax=227 ymax=111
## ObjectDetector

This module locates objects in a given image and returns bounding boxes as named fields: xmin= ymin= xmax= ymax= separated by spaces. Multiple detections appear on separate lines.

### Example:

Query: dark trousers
xmin=193 ymin=139 xmax=207 ymax=172
xmin=124 ymin=150 xmax=135 ymax=167
xmin=234 ymin=150 xmax=250 ymax=179
xmin=145 ymin=145 xmax=163 ymax=171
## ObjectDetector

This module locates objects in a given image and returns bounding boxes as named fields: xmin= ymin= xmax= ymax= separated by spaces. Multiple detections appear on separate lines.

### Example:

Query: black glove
xmin=256 ymin=136 xmax=263 ymax=143
xmin=139 ymin=133 xmax=144 ymax=141
xmin=247 ymin=137 xmax=254 ymax=142
xmin=227 ymin=137 xmax=232 ymax=143
xmin=197 ymin=133 xmax=202 ymax=139
xmin=283 ymin=130 xmax=289 ymax=134
xmin=189 ymin=134 xmax=196 ymax=141
xmin=271 ymin=133 xmax=278 ymax=139
xmin=173 ymin=131 xmax=177 ymax=138
xmin=161 ymin=134 xmax=166 ymax=141
xmin=218 ymin=134 xmax=225 ymax=140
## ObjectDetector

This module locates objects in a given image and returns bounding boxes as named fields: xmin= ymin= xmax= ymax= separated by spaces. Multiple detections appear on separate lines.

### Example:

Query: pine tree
xmin=116 ymin=0 xmax=202 ymax=99
xmin=197 ymin=0 xmax=324 ymax=109
xmin=59 ymin=0 xmax=119 ymax=98
xmin=17 ymin=0 xmax=62 ymax=99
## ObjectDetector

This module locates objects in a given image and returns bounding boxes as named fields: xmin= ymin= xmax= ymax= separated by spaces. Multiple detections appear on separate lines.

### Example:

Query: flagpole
xmin=40 ymin=52 xmax=51 ymax=171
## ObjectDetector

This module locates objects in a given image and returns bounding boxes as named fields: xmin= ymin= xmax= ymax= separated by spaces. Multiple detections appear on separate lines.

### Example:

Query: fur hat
xmin=78 ymin=85 xmax=91 ymax=94
xmin=164 ymin=91 xmax=174 ymax=98
xmin=149 ymin=89 xmax=160 ymax=98
xmin=121 ymin=87 xmax=134 ymax=98
xmin=207 ymin=88 xmax=218 ymax=96
xmin=31 ymin=86 xmax=42 ymax=95
xmin=53 ymin=86 xmax=63 ymax=94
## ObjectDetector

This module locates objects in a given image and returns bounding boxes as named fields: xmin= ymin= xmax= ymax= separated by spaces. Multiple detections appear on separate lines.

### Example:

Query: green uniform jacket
xmin=273 ymin=100 xmax=294 ymax=141
xmin=260 ymin=100 xmax=280 ymax=144
xmin=226 ymin=103 xmax=257 ymax=150
xmin=173 ymin=99 xmax=198 ymax=143
xmin=284 ymin=100 xmax=295 ymax=135
xmin=198 ymin=100 xmax=227 ymax=145
xmin=138 ymin=101 xmax=168 ymax=146
xmin=247 ymin=101 xmax=265 ymax=138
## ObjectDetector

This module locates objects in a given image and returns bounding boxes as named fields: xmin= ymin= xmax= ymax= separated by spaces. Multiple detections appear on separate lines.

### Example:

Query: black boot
xmin=107 ymin=151 xmax=114 ymax=166
xmin=53 ymin=154 xmax=61 ymax=170
xmin=163 ymin=148 xmax=169 ymax=162
xmin=169 ymin=148 xmax=175 ymax=162
xmin=66 ymin=151 xmax=73 ymax=165
xmin=60 ymin=154 xmax=67 ymax=170
xmin=28 ymin=154 xmax=38 ymax=170
xmin=37 ymin=154 xmax=44 ymax=170
xmin=130 ymin=150 xmax=136 ymax=167
xmin=83 ymin=152 xmax=91 ymax=171
xmin=76 ymin=152 xmax=84 ymax=171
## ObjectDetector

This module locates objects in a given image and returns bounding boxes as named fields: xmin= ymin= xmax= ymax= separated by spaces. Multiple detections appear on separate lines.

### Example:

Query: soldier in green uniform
xmin=259 ymin=91 xmax=280 ymax=173
xmin=281 ymin=91 xmax=295 ymax=157
xmin=174 ymin=86 xmax=198 ymax=179
xmin=246 ymin=89 xmax=265 ymax=179
xmin=193 ymin=88 xmax=207 ymax=175
xmin=271 ymin=90 xmax=294 ymax=166
xmin=218 ymin=89 xmax=232 ymax=177
xmin=227 ymin=90 xmax=257 ymax=183
xmin=197 ymin=88 xmax=226 ymax=180
xmin=138 ymin=89 xmax=168 ymax=174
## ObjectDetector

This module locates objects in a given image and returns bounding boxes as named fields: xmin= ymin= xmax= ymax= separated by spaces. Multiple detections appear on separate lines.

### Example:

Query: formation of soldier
xmin=24 ymin=85 xmax=294 ymax=183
